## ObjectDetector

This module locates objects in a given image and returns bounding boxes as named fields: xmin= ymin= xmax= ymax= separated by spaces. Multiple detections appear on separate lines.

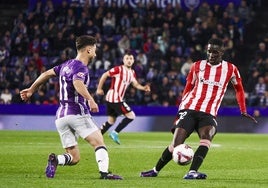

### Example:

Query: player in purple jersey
xmin=20 ymin=35 xmax=122 ymax=180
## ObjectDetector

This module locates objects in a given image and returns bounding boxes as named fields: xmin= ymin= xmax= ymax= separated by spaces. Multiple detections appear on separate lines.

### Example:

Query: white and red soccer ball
xmin=172 ymin=144 xmax=194 ymax=165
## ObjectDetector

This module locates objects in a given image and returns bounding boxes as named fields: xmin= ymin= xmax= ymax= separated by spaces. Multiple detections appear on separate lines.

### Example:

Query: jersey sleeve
xmin=108 ymin=66 xmax=120 ymax=77
xmin=231 ymin=66 xmax=247 ymax=113
xmin=73 ymin=70 xmax=87 ymax=81
xmin=72 ymin=65 xmax=88 ymax=82
xmin=182 ymin=63 xmax=195 ymax=97
xmin=53 ymin=64 xmax=62 ymax=76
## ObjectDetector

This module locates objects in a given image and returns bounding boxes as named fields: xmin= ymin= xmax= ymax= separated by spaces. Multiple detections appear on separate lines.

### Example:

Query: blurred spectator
xmin=40 ymin=37 xmax=50 ymax=56
xmin=0 ymin=88 xmax=12 ymax=104
xmin=238 ymin=0 xmax=253 ymax=24
xmin=148 ymin=43 xmax=164 ymax=66
xmin=232 ymin=18 xmax=244 ymax=43
xmin=9 ymin=66 xmax=24 ymax=89
xmin=43 ymin=95 xmax=58 ymax=105
xmin=118 ymin=34 xmax=130 ymax=55
xmin=197 ymin=2 xmax=210 ymax=22
xmin=255 ymin=42 xmax=268 ymax=60
xmin=129 ymin=28 xmax=143 ymax=51
xmin=52 ymin=32 xmax=66 ymax=56
xmin=13 ymin=33 xmax=28 ymax=57
xmin=32 ymin=52 xmax=44 ymax=73
xmin=25 ymin=61 xmax=38 ymax=83
xmin=211 ymin=3 xmax=224 ymax=20
xmin=170 ymin=20 xmax=187 ymax=46
xmin=136 ymin=51 xmax=148 ymax=68
xmin=94 ymin=43 xmax=112 ymax=70
xmin=143 ymin=37 xmax=153 ymax=54
xmin=225 ymin=2 xmax=236 ymax=18
xmin=102 ymin=12 xmax=116 ymax=36
xmin=206 ymin=10 xmax=218 ymax=29
xmin=165 ymin=89 xmax=177 ymax=106
xmin=3 ymin=30 xmax=12 ymax=51
xmin=248 ymin=54 xmax=265 ymax=77
xmin=29 ymin=36 xmax=40 ymax=55
xmin=170 ymin=56 xmax=183 ymax=73
xmin=0 ymin=66 xmax=11 ymax=90
xmin=84 ymin=19 xmax=100 ymax=36
xmin=125 ymin=87 xmax=140 ymax=105
xmin=50 ymin=50 xmax=68 ymax=68
xmin=0 ymin=46 xmax=10 ymax=66
xmin=119 ymin=13 xmax=131 ymax=34
xmin=65 ymin=8 xmax=76 ymax=30
xmin=157 ymin=76 xmax=171 ymax=102
xmin=133 ymin=60 xmax=146 ymax=78
xmin=74 ymin=20 xmax=84 ymax=37
xmin=147 ymin=93 xmax=161 ymax=106
xmin=248 ymin=76 xmax=268 ymax=106
xmin=11 ymin=88 xmax=23 ymax=103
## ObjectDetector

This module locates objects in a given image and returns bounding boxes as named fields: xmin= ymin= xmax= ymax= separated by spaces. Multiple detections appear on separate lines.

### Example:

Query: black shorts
xmin=173 ymin=109 xmax=218 ymax=135
xmin=106 ymin=101 xmax=132 ymax=117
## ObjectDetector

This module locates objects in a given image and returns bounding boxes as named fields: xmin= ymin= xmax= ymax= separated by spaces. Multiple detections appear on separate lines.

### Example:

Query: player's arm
xmin=231 ymin=69 xmax=257 ymax=123
xmin=73 ymin=79 xmax=99 ymax=112
xmin=20 ymin=68 xmax=56 ymax=101
xmin=132 ymin=79 xmax=151 ymax=92
xmin=181 ymin=64 xmax=195 ymax=98
xmin=96 ymin=71 xmax=110 ymax=95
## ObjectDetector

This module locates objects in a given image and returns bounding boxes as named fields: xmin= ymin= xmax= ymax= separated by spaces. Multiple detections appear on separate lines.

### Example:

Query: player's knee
xmin=125 ymin=111 xmax=135 ymax=119
xmin=199 ymin=126 xmax=216 ymax=140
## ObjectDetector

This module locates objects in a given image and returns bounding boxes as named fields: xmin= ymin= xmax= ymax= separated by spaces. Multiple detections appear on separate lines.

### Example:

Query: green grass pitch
xmin=0 ymin=131 xmax=268 ymax=188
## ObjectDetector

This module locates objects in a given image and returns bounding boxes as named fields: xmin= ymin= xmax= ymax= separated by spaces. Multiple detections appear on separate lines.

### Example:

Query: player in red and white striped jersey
xmin=140 ymin=38 xmax=257 ymax=179
xmin=96 ymin=50 xmax=150 ymax=144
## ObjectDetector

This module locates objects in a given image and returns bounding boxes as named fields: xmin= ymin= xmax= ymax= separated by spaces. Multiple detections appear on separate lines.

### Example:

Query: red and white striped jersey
xmin=105 ymin=65 xmax=137 ymax=103
xmin=179 ymin=60 xmax=246 ymax=116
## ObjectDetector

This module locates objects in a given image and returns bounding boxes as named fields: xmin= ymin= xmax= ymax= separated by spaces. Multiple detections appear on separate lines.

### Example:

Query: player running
xmin=20 ymin=35 xmax=122 ymax=180
xmin=96 ymin=50 xmax=150 ymax=144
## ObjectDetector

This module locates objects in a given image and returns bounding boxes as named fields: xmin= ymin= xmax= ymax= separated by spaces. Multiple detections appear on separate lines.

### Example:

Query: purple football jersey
xmin=53 ymin=59 xmax=90 ymax=118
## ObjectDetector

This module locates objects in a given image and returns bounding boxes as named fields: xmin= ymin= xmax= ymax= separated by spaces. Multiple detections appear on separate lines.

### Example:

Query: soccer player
xmin=140 ymin=38 xmax=257 ymax=179
xmin=20 ymin=35 xmax=122 ymax=180
xmin=96 ymin=50 xmax=150 ymax=144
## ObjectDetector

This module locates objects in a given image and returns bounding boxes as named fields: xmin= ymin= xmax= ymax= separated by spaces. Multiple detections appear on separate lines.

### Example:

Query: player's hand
xmin=20 ymin=88 xmax=33 ymax=102
xmin=241 ymin=113 xmax=258 ymax=124
xmin=144 ymin=85 xmax=151 ymax=93
xmin=96 ymin=89 xmax=104 ymax=96
xmin=88 ymin=100 xmax=99 ymax=113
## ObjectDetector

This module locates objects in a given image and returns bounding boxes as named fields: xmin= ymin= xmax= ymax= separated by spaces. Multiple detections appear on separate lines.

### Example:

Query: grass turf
xmin=0 ymin=131 xmax=268 ymax=188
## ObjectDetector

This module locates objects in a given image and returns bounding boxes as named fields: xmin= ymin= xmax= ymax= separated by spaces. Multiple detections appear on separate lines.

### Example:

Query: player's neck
xmin=75 ymin=54 xmax=89 ymax=66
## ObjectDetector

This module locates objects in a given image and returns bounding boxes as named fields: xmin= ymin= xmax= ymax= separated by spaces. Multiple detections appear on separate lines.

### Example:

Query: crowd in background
xmin=0 ymin=0 xmax=267 ymax=107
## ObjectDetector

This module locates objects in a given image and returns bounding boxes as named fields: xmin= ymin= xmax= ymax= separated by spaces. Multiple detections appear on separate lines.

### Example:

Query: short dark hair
xmin=208 ymin=38 xmax=223 ymax=47
xmin=75 ymin=35 xmax=96 ymax=50
xmin=124 ymin=49 xmax=136 ymax=57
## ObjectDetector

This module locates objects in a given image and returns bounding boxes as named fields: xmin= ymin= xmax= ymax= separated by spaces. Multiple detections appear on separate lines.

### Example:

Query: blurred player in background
xmin=96 ymin=50 xmax=150 ymax=144
xmin=140 ymin=38 xmax=257 ymax=179
xmin=20 ymin=35 xmax=122 ymax=180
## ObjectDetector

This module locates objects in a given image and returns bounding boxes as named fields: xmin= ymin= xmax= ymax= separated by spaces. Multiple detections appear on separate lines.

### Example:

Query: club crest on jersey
xmin=77 ymin=72 xmax=85 ymax=78
xmin=62 ymin=66 xmax=71 ymax=74
xmin=200 ymin=78 xmax=223 ymax=87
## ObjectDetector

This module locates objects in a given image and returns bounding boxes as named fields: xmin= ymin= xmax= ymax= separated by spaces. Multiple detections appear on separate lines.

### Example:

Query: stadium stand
xmin=0 ymin=0 xmax=267 ymax=107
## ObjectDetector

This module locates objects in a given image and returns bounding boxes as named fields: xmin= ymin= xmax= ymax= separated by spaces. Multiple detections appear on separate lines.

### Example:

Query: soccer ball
xmin=172 ymin=144 xmax=194 ymax=165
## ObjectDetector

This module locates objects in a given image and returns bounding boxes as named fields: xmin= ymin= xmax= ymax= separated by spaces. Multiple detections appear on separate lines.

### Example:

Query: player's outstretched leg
xmin=45 ymin=153 xmax=58 ymax=178
xmin=183 ymin=170 xmax=207 ymax=179
xmin=100 ymin=172 xmax=123 ymax=180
